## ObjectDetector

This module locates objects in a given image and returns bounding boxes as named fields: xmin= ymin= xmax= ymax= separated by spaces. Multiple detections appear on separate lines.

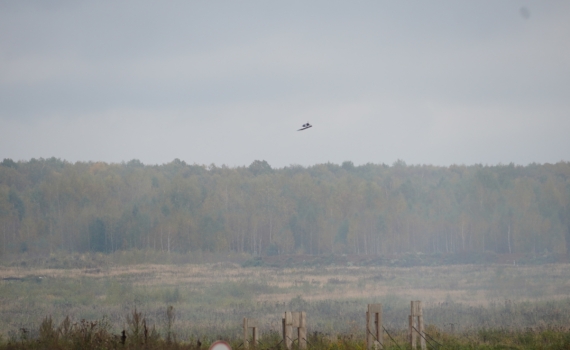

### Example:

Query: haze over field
xmin=1 ymin=1 xmax=569 ymax=167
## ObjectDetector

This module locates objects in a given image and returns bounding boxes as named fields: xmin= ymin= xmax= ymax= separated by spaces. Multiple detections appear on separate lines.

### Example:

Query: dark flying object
xmin=298 ymin=122 xmax=312 ymax=131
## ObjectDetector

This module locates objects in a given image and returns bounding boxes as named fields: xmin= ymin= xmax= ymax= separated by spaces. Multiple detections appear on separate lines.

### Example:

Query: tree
xmin=89 ymin=218 xmax=106 ymax=252
xmin=8 ymin=189 xmax=25 ymax=221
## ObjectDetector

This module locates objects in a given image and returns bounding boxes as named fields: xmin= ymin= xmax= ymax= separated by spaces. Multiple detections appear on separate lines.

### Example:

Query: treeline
xmin=1 ymin=158 xmax=569 ymax=257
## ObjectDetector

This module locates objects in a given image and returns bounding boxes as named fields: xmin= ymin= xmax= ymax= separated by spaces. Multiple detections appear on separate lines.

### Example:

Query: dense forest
xmin=1 ymin=158 xmax=569 ymax=257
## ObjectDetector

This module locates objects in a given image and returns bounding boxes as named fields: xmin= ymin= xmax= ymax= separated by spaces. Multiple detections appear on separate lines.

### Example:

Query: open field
xmin=2 ymin=254 xmax=570 ymax=343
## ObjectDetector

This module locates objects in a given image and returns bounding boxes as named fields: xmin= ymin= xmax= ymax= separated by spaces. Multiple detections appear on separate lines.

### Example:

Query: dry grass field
xmin=2 ymin=254 xmax=570 ymax=343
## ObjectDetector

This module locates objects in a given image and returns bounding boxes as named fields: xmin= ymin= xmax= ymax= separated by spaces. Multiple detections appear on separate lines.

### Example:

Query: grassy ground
xmin=3 ymin=319 xmax=570 ymax=350
xmin=2 ymin=251 xmax=570 ymax=347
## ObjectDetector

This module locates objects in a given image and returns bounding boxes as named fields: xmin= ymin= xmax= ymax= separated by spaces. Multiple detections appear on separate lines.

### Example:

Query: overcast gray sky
xmin=1 ymin=1 xmax=569 ymax=167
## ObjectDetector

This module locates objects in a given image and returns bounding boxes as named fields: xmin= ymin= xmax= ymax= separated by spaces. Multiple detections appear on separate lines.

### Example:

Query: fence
xmin=241 ymin=301 xmax=437 ymax=350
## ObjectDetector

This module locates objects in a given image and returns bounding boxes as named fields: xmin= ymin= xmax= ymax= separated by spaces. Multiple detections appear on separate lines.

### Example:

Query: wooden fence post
xmin=298 ymin=312 xmax=306 ymax=349
xmin=366 ymin=304 xmax=383 ymax=350
xmin=243 ymin=318 xmax=259 ymax=349
xmin=283 ymin=312 xmax=293 ymax=350
xmin=409 ymin=301 xmax=426 ymax=350
xmin=283 ymin=311 xmax=306 ymax=349
xmin=291 ymin=312 xmax=300 ymax=346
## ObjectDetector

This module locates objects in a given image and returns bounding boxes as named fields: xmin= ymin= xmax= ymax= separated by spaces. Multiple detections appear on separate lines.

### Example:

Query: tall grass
xmin=3 ymin=311 xmax=570 ymax=350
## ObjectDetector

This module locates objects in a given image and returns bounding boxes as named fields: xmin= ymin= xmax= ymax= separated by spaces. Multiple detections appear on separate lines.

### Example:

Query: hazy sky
xmin=1 ymin=1 xmax=569 ymax=168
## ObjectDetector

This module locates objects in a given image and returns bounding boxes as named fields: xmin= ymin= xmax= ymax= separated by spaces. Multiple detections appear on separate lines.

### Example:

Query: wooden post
xmin=298 ymin=312 xmax=306 ymax=349
xmin=366 ymin=304 xmax=383 ymax=350
xmin=367 ymin=312 xmax=371 ymax=347
xmin=253 ymin=323 xmax=259 ymax=348
xmin=417 ymin=302 xmax=425 ymax=350
xmin=283 ymin=312 xmax=293 ymax=350
xmin=419 ymin=314 xmax=425 ymax=350
xmin=409 ymin=314 xmax=415 ymax=349
xmin=282 ymin=317 xmax=286 ymax=348
xmin=244 ymin=318 xmax=248 ymax=350
xmin=282 ymin=311 xmax=306 ymax=349
xmin=243 ymin=318 xmax=259 ymax=349
xmin=409 ymin=301 xmax=425 ymax=350
xmin=291 ymin=312 xmax=300 ymax=345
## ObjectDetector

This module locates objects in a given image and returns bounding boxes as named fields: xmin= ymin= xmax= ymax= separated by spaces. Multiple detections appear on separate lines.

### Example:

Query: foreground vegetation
xmin=1 ymin=158 xmax=570 ymax=257
xmin=3 ymin=311 xmax=570 ymax=350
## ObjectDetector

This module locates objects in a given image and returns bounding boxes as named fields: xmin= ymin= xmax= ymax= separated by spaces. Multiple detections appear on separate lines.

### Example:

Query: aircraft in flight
xmin=298 ymin=122 xmax=312 ymax=131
